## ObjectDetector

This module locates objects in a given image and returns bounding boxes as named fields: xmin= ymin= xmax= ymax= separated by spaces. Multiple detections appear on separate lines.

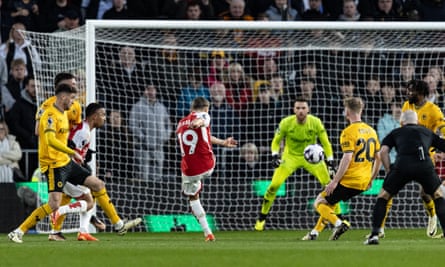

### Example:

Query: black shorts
xmin=44 ymin=160 xmax=91 ymax=193
xmin=325 ymin=183 xmax=364 ymax=205
xmin=383 ymin=164 xmax=442 ymax=196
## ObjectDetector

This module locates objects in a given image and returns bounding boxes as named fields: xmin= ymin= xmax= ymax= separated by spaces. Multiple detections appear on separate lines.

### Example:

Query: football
xmin=304 ymin=144 xmax=325 ymax=164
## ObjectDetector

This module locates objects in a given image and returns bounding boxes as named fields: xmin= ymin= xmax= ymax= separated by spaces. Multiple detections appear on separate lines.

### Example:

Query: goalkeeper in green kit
xmin=254 ymin=98 xmax=336 ymax=233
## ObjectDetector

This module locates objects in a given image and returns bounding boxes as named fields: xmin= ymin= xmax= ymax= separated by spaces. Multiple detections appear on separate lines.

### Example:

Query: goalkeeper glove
xmin=326 ymin=160 xmax=337 ymax=178
xmin=272 ymin=154 xmax=281 ymax=168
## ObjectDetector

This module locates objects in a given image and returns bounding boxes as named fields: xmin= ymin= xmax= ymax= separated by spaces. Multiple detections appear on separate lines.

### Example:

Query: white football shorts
xmin=181 ymin=168 xmax=214 ymax=196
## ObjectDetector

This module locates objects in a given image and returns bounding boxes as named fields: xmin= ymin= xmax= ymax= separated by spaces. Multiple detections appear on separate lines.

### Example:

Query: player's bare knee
xmin=85 ymin=175 xmax=105 ymax=192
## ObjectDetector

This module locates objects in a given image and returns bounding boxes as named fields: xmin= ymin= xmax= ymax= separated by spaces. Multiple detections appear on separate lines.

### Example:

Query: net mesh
xmin=24 ymin=22 xmax=445 ymax=232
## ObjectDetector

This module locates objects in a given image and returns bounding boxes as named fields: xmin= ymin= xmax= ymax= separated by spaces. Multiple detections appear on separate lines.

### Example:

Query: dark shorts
xmin=383 ymin=163 xmax=442 ymax=196
xmin=44 ymin=160 xmax=91 ymax=193
xmin=325 ymin=183 xmax=364 ymax=205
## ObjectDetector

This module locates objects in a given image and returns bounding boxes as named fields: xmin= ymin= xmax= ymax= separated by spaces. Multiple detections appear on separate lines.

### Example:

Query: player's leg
xmin=255 ymin=158 xmax=296 ymax=231
xmin=182 ymin=172 xmax=214 ymax=241
xmin=80 ymin=166 xmax=141 ymax=235
xmin=48 ymin=193 xmax=71 ymax=241
xmin=420 ymin=187 xmax=437 ymax=237
xmin=9 ymin=167 xmax=66 ymax=243
xmin=304 ymin=162 xmax=340 ymax=237
xmin=315 ymin=185 xmax=361 ymax=240
xmin=418 ymin=172 xmax=444 ymax=239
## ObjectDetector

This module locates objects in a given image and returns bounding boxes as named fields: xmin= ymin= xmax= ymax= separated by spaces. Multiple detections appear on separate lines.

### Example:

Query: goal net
xmin=25 ymin=21 xmax=445 ymax=233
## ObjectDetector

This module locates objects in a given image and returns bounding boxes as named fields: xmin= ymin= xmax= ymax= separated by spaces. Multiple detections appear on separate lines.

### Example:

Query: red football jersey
xmin=68 ymin=121 xmax=90 ymax=163
xmin=177 ymin=111 xmax=215 ymax=176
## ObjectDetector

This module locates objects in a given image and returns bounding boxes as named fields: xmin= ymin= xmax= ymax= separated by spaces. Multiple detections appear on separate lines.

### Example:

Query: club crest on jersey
xmin=47 ymin=117 xmax=53 ymax=127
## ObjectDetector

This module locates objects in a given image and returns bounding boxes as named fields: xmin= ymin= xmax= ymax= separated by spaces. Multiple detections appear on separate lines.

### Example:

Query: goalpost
xmin=25 ymin=21 xmax=445 ymax=233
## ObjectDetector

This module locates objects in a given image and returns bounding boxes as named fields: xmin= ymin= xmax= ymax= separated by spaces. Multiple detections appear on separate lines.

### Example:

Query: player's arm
xmin=318 ymin=128 xmax=333 ymax=161
xmin=45 ymin=130 xmax=82 ymax=162
xmin=271 ymin=120 xmax=286 ymax=155
xmin=369 ymin=150 xmax=382 ymax=189
xmin=380 ymin=145 xmax=391 ymax=173
xmin=211 ymin=136 xmax=237 ymax=147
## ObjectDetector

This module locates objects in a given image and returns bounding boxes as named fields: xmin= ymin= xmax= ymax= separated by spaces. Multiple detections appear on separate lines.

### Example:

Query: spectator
xmin=0 ymin=0 xmax=11 ymax=44
xmin=177 ymin=68 xmax=210 ymax=117
xmin=381 ymin=81 xmax=397 ymax=113
xmin=102 ymin=0 xmax=134 ymax=20
xmin=226 ymin=142 xmax=272 ymax=226
xmin=0 ymin=84 xmax=16 ymax=122
xmin=265 ymin=0 xmax=300 ymax=21
xmin=395 ymin=57 xmax=418 ymax=88
xmin=6 ymin=58 xmax=26 ymax=101
xmin=144 ymin=32 xmax=187 ymax=119
xmin=301 ymin=0 xmax=331 ymax=20
xmin=54 ymin=8 xmax=81 ymax=31
xmin=0 ymin=56 xmax=7 ymax=87
xmin=269 ymin=74 xmax=289 ymax=116
xmin=243 ymin=14 xmax=282 ymax=77
xmin=161 ymin=0 xmax=214 ymax=20
xmin=377 ymin=101 xmax=402 ymax=164
xmin=426 ymin=65 xmax=445 ymax=91
xmin=0 ymin=22 xmax=41 ymax=75
xmin=99 ymin=45 xmax=145 ymax=119
xmin=40 ymin=0 xmax=81 ymax=32
xmin=208 ymin=82 xmax=239 ymax=177
xmin=7 ymin=75 xmax=37 ymax=178
xmin=9 ymin=0 xmax=39 ymax=31
xmin=223 ymin=62 xmax=252 ymax=116
xmin=246 ymin=83 xmax=278 ymax=152
xmin=338 ymin=0 xmax=360 ymax=21
xmin=81 ymin=0 xmax=112 ymax=20
xmin=97 ymin=109 xmax=135 ymax=183
xmin=205 ymin=50 xmax=228 ymax=87
xmin=129 ymin=84 xmax=172 ymax=181
xmin=256 ymin=57 xmax=280 ymax=81
xmin=394 ymin=0 xmax=423 ymax=21
xmin=424 ymin=73 xmax=445 ymax=108
xmin=218 ymin=0 xmax=254 ymax=20
xmin=0 ymin=120 xmax=22 ymax=183
xmin=373 ymin=0 xmax=400 ymax=21
xmin=361 ymin=75 xmax=385 ymax=128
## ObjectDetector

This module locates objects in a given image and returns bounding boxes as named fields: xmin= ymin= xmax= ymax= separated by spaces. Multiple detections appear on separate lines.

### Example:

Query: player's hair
xmin=54 ymin=72 xmax=76 ymax=87
xmin=294 ymin=97 xmax=308 ymax=104
xmin=86 ymin=102 xmax=104 ymax=118
xmin=191 ymin=97 xmax=210 ymax=110
xmin=344 ymin=96 xmax=363 ymax=113
xmin=406 ymin=79 xmax=428 ymax=96
xmin=55 ymin=83 xmax=77 ymax=95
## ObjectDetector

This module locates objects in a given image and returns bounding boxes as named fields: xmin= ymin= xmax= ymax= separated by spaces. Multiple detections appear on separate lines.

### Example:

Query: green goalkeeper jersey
xmin=271 ymin=114 xmax=333 ymax=159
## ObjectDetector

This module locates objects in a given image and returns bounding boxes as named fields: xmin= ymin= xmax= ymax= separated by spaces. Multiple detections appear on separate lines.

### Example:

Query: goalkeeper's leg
xmin=255 ymin=166 xmax=292 ymax=231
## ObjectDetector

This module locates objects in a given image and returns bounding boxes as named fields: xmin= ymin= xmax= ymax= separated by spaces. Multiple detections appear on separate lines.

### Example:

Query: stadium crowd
xmin=0 ymin=0 xmax=445 ymax=181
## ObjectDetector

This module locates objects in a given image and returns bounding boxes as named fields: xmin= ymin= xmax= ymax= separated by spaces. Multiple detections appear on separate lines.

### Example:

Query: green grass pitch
xmin=0 ymin=229 xmax=443 ymax=267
